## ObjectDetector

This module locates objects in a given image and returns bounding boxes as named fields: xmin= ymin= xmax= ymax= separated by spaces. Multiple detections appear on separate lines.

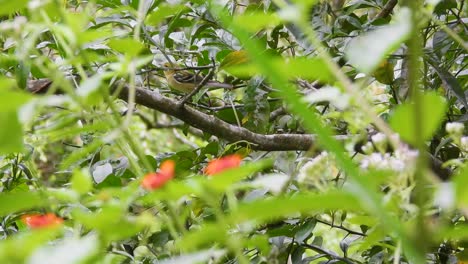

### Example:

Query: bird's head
xmin=163 ymin=62 xmax=176 ymax=74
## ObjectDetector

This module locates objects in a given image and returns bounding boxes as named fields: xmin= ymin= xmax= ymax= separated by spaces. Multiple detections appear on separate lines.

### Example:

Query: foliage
xmin=0 ymin=0 xmax=467 ymax=263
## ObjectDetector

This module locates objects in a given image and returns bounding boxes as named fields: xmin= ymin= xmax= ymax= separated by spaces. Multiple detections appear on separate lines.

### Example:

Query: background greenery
xmin=0 ymin=0 xmax=467 ymax=263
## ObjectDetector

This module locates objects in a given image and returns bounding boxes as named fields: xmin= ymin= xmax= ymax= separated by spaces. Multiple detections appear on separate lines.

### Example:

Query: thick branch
xmin=27 ymin=78 xmax=346 ymax=151
xmin=117 ymin=85 xmax=334 ymax=151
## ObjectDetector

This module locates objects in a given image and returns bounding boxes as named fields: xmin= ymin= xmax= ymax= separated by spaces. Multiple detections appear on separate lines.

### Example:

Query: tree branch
xmin=117 ymin=84 xmax=347 ymax=151
xmin=26 ymin=78 xmax=348 ymax=151
xmin=374 ymin=0 xmax=398 ymax=21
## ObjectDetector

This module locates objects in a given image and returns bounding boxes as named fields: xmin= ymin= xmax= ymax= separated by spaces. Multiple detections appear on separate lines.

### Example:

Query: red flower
xmin=141 ymin=160 xmax=175 ymax=190
xmin=205 ymin=154 xmax=242 ymax=176
xmin=22 ymin=213 xmax=63 ymax=229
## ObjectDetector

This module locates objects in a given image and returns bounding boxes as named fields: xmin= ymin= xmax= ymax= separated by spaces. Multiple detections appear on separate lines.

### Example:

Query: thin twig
xmin=373 ymin=0 xmax=398 ymax=21
xmin=192 ymin=98 xmax=281 ymax=111
xmin=159 ymin=64 xmax=216 ymax=71
xmin=299 ymin=243 xmax=355 ymax=264
xmin=315 ymin=218 xmax=366 ymax=237
xmin=141 ymin=24 xmax=172 ymax=64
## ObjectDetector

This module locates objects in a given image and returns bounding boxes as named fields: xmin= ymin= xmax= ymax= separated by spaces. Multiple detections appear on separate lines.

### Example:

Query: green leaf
xmin=76 ymin=74 xmax=104 ymax=98
xmin=0 ymin=191 xmax=48 ymax=216
xmin=177 ymin=191 xmax=362 ymax=250
xmin=72 ymin=205 xmax=144 ymax=241
xmin=176 ymin=223 xmax=228 ymax=251
xmin=0 ymin=229 xmax=62 ymax=263
xmin=389 ymin=92 xmax=447 ymax=145
xmin=96 ymin=0 xmax=122 ymax=8
xmin=453 ymin=164 xmax=468 ymax=207
xmin=60 ymin=139 xmax=104 ymax=170
xmin=0 ymin=78 xmax=31 ymax=112
xmin=283 ymin=57 xmax=335 ymax=82
xmin=219 ymin=50 xmax=249 ymax=69
xmin=0 ymin=111 xmax=23 ymax=154
xmin=145 ymin=4 xmax=186 ymax=26
xmin=229 ymin=191 xmax=362 ymax=223
xmin=107 ymin=38 xmax=144 ymax=57
xmin=294 ymin=219 xmax=317 ymax=243
xmin=233 ymin=12 xmax=280 ymax=32
xmin=0 ymin=0 xmax=28 ymax=15
xmin=71 ymin=169 xmax=93 ymax=195
xmin=434 ymin=0 xmax=457 ymax=15
xmin=345 ymin=7 xmax=412 ymax=73
xmin=226 ymin=57 xmax=335 ymax=83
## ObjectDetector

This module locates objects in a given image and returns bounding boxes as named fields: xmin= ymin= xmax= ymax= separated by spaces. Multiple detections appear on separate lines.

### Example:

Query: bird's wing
xmin=173 ymin=71 xmax=204 ymax=84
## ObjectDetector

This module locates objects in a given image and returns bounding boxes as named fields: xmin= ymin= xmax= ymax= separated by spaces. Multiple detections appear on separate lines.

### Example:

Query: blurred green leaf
xmin=60 ymin=139 xmax=104 ymax=170
xmin=72 ymin=205 xmax=144 ymax=241
xmin=176 ymin=223 xmax=228 ymax=251
xmin=76 ymin=74 xmax=104 ymax=99
xmin=226 ymin=57 xmax=335 ymax=83
xmin=0 ymin=191 xmax=48 ymax=216
xmin=0 ymin=0 xmax=28 ymax=15
xmin=233 ymin=12 xmax=280 ymax=32
xmin=0 ymin=229 xmax=62 ymax=263
xmin=96 ymin=0 xmax=122 ymax=8
xmin=107 ymin=38 xmax=144 ymax=57
xmin=178 ymin=191 xmax=361 ymax=250
xmin=345 ymin=7 xmax=412 ymax=73
xmin=219 ymin=50 xmax=250 ymax=69
xmin=71 ymin=169 xmax=93 ymax=195
xmin=389 ymin=92 xmax=447 ymax=145
xmin=0 ymin=111 xmax=23 ymax=154
xmin=16 ymin=62 xmax=30 ymax=90
xmin=453 ymin=164 xmax=468 ymax=207
xmin=0 ymin=78 xmax=31 ymax=112
xmin=145 ymin=4 xmax=186 ymax=26
xmin=230 ymin=191 xmax=361 ymax=223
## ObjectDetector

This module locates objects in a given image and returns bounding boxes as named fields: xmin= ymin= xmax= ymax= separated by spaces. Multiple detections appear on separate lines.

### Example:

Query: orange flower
xmin=205 ymin=154 xmax=242 ymax=176
xmin=141 ymin=160 xmax=175 ymax=190
xmin=22 ymin=213 xmax=63 ymax=229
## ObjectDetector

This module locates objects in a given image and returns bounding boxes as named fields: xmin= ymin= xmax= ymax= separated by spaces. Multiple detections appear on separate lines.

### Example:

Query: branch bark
xmin=27 ymin=78 xmax=347 ymax=151
xmin=374 ymin=0 xmax=398 ymax=21
xmin=117 ymin=84 xmax=339 ymax=151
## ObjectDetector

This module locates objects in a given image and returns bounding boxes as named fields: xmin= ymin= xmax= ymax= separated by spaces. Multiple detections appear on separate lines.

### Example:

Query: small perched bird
xmin=163 ymin=62 xmax=233 ymax=93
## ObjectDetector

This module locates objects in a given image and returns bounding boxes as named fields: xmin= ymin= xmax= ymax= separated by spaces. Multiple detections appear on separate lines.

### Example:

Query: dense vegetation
xmin=0 ymin=0 xmax=467 ymax=263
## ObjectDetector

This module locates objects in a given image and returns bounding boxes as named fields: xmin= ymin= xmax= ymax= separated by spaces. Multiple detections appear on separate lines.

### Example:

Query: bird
xmin=163 ymin=62 xmax=233 ymax=93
